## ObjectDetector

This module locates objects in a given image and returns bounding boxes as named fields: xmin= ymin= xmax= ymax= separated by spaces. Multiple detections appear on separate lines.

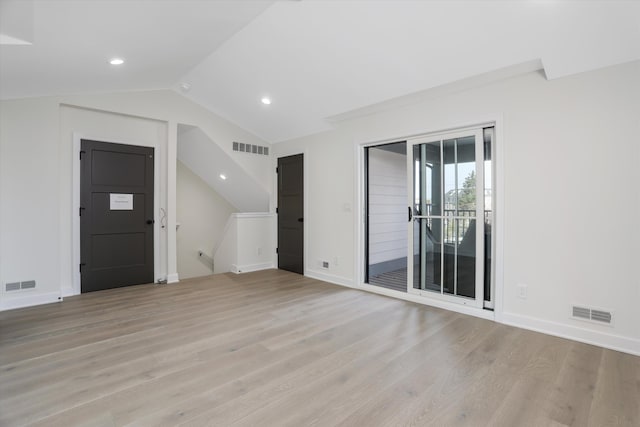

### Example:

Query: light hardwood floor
xmin=0 ymin=269 xmax=638 ymax=427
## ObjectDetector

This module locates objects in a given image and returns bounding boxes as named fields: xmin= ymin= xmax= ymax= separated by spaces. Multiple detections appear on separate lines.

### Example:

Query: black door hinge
xmin=79 ymin=263 xmax=86 ymax=273
xmin=79 ymin=150 xmax=86 ymax=160
xmin=276 ymin=248 xmax=279 ymax=254
xmin=276 ymin=207 xmax=278 ymax=214
xmin=276 ymin=167 xmax=279 ymax=174
xmin=79 ymin=207 xmax=86 ymax=216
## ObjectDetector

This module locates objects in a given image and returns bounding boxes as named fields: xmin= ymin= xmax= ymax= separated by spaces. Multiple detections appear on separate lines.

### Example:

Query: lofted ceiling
xmin=0 ymin=0 xmax=275 ymax=98
xmin=177 ymin=125 xmax=269 ymax=213
xmin=1 ymin=0 xmax=639 ymax=143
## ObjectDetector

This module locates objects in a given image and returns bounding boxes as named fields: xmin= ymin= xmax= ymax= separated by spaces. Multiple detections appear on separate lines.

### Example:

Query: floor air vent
xmin=571 ymin=305 xmax=613 ymax=325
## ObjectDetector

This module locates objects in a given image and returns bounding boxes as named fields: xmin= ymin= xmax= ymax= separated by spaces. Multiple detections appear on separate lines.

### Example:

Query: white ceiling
xmin=0 ymin=0 xmax=275 ymax=98
xmin=1 ymin=0 xmax=639 ymax=143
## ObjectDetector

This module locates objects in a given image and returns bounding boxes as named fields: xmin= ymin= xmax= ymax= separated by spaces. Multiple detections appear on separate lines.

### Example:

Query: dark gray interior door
xmin=80 ymin=139 xmax=154 ymax=293
xmin=277 ymin=154 xmax=304 ymax=274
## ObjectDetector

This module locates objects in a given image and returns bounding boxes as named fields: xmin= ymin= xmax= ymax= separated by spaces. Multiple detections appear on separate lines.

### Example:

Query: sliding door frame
xmin=355 ymin=118 xmax=504 ymax=321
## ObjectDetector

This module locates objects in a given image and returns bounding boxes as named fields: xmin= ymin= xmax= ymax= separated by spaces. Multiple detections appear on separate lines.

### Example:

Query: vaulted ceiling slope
xmin=1 ymin=1 xmax=639 ymax=143
xmin=0 ymin=0 xmax=275 ymax=98
xmin=177 ymin=125 xmax=269 ymax=213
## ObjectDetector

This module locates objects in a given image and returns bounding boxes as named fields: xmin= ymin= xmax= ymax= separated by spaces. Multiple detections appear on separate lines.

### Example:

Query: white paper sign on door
xmin=110 ymin=193 xmax=133 ymax=210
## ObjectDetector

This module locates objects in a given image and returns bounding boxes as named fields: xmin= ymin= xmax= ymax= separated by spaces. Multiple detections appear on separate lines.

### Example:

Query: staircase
xmin=176 ymin=125 xmax=274 ymax=276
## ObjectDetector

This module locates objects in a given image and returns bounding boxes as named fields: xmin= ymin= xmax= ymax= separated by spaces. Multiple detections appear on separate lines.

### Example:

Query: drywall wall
xmin=274 ymin=60 xmax=640 ymax=354
xmin=213 ymin=216 xmax=237 ymax=275
xmin=235 ymin=213 xmax=276 ymax=272
xmin=177 ymin=125 xmax=269 ymax=212
xmin=0 ymin=89 xmax=271 ymax=310
xmin=213 ymin=213 xmax=275 ymax=274
xmin=60 ymin=90 xmax=272 ymax=189
xmin=367 ymin=146 xmax=408 ymax=273
xmin=177 ymin=160 xmax=236 ymax=279
xmin=0 ymin=97 xmax=62 ymax=308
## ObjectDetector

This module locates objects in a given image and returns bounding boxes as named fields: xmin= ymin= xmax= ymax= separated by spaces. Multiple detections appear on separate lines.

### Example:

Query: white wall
xmin=177 ymin=125 xmax=269 ymax=212
xmin=273 ymin=61 xmax=640 ymax=354
xmin=177 ymin=161 xmax=236 ymax=279
xmin=367 ymin=147 xmax=407 ymax=266
xmin=213 ymin=217 xmax=237 ymax=275
xmin=0 ymin=90 xmax=271 ymax=310
xmin=0 ymin=98 xmax=61 ymax=308
xmin=57 ymin=90 xmax=273 ymax=189
xmin=213 ymin=213 xmax=275 ymax=274
xmin=235 ymin=214 xmax=276 ymax=272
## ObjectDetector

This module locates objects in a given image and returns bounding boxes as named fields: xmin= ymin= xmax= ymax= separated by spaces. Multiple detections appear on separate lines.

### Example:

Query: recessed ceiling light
xmin=261 ymin=97 xmax=271 ymax=105
xmin=219 ymin=174 xmax=227 ymax=180
xmin=109 ymin=58 xmax=124 ymax=65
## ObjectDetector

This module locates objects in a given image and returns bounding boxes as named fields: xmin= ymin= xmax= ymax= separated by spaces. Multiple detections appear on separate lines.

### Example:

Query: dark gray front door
xmin=80 ymin=139 xmax=154 ymax=293
xmin=277 ymin=154 xmax=304 ymax=274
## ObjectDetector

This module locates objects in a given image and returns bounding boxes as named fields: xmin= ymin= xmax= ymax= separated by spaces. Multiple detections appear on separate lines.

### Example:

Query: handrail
xmin=413 ymin=208 xmax=492 ymax=244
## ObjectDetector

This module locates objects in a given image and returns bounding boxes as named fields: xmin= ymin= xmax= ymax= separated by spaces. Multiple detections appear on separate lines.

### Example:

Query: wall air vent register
xmin=571 ymin=304 xmax=613 ymax=326
xmin=233 ymin=142 xmax=269 ymax=156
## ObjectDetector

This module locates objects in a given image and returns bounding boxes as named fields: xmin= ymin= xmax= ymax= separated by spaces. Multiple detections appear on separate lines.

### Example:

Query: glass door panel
xmin=365 ymin=142 xmax=408 ymax=293
xmin=407 ymin=129 xmax=484 ymax=307
xmin=412 ymin=217 xmax=441 ymax=292
xmin=455 ymin=218 xmax=476 ymax=298
xmin=412 ymin=142 xmax=441 ymax=217
xmin=411 ymin=141 xmax=442 ymax=295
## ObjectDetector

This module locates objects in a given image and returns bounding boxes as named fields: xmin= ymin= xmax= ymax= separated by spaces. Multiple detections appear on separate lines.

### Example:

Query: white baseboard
xmin=305 ymin=271 xmax=495 ymax=321
xmin=305 ymin=269 xmax=355 ymax=288
xmin=61 ymin=286 xmax=76 ymax=297
xmin=166 ymin=273 xmax=180 ymax=284
xmin=307 ymin=273 xmax=639 ymax=355
xmin=501 ymin=312 xmax=640 ymax=356
xmin=233 ymin=262 xmax=275 ymax=274
xmin=0 ymin=291 xmax=62 ymax=312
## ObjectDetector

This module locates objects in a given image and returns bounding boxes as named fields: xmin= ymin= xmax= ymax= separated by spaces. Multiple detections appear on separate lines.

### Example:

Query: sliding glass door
xmin=407 ymin=128 xmax=489 ymax=307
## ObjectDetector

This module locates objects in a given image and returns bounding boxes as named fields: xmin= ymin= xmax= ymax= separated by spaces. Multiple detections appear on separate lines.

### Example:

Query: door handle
xmin=297 ymin=218 xmax=304 ymax=223
xmin=146 ymin=219 xmax=154 ymax=225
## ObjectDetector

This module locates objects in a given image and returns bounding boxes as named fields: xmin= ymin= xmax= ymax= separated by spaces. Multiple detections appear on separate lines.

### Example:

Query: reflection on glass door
xmin=408 ymin=128 xmax=492 ymax=307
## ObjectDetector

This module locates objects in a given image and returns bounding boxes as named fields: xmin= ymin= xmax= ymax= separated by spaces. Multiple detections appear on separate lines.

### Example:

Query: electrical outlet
xmin=517 ymin=283 xmax=528 ymax=299
xmin=322 ymin=261 xmax=329 ymax=269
